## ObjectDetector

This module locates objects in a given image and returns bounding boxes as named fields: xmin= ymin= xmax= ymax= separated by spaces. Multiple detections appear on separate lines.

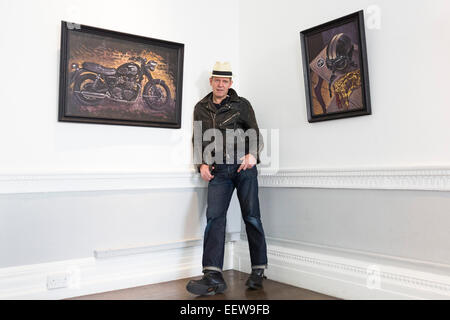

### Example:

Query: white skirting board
xmin=234 ymin=239 xmax=450 ymax=300
xmin=0 ymin=240 xmax=234 ymax=300
xmin=2 ymin=236 xmax=450 ymax=300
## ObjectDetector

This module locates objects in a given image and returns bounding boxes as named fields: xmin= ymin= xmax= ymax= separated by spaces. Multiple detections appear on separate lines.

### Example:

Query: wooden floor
xmin=69 ymin=270 xmax=338 ymax=300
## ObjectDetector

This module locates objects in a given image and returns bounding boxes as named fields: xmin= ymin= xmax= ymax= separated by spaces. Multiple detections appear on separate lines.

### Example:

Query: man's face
xmin=210 ymin=76 xmax=233 ymax=100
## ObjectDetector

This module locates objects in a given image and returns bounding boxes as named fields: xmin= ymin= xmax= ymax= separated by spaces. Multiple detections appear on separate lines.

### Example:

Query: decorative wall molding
xmin=0 ymin=170 xmax=204 ymax=194
xmin=262 ymin=236 xmax=450 ymax=271
xmin=234 ymin=239 xmax=450 ymax=300
xmin=2 ymin=166 xmax=450 ymax=194
xmin=258 ymin=166 xmax=450 ymax=191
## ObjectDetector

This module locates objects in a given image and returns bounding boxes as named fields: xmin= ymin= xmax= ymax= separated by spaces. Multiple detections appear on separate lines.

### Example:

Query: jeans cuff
xmin=252 ymin=264 xmax=267 ymax=270
xmin=203 ymin=266 xmax=223 ymax=273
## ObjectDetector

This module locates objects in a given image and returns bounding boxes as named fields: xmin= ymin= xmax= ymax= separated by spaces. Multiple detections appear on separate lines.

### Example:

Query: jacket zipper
xmin=206 ymin=103 xmax=217 ymax=129
xmin=209 ymin=107 xmax=217 ymax=166
xmin=220 ymin=112 xmax=240 ymax=126
xmin=205 ymin=103 xmax=237 ymax=164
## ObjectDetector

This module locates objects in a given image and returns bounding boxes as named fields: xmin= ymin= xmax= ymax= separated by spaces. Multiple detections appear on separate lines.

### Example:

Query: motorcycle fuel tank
xmin=117 ymin=62 xmax=139 ymax=77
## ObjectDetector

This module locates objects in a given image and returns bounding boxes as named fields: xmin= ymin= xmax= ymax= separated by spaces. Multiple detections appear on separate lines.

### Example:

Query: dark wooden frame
xmin=300 ymin=10 xmax=371 ymax=122
xmin=58 ymin=21 xmax=184 ymax=128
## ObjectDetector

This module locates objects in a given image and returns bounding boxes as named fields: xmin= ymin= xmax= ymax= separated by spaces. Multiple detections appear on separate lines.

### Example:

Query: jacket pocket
xmin=218 ymin=112 xmax=240 ymax=129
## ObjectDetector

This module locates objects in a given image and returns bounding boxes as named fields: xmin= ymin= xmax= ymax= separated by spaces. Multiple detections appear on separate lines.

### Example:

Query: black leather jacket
xmin=192 ymin=88 xmax=264 ymax=172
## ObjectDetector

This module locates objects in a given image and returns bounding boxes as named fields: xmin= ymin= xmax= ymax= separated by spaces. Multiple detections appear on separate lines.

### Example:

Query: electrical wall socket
xmin=47 ymin=272 xmax=70 ymax=290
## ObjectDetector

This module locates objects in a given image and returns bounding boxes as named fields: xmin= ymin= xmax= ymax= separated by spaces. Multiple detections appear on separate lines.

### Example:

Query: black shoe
xmin=245 ymin=268 xmax=267 ymax=290
xmin=186 ymin=270 xmax=227 ymax=296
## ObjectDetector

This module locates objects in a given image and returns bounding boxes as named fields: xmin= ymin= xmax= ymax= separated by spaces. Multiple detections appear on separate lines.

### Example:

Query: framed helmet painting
xmin=300 ymin=10 xmax=371 ymax=122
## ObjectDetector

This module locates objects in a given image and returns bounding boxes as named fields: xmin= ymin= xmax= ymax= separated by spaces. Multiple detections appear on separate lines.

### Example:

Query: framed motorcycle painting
xmin=58 ymin=21 xmax=184 ymax=128
xmin=300 ymin=10 xmax=371 ymax=122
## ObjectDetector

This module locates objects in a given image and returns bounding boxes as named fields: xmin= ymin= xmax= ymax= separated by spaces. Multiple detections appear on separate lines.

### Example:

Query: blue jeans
xmin=202 ymin=163 xmax=268 ymax=272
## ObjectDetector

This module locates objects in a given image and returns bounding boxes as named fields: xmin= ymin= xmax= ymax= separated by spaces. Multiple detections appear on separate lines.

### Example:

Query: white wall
xmin=239 ymin=0 xmax=450 ymax=168
xmin=0 ymin=0 xmax=240 ymax=173
xmin=0 ymin=187 xmax=241 ymax=268
xmin=237 ymin=0 xmax=450 ymax=274
xmin=0 ymin=0 xmax=242 ymax=269
xmin=258 ymin=187 xmax=450 ymax=265
xmin=1 ymin=0 xmax=450 ymax=299
xmin=0 ymin=189 xmax=206 ymax=267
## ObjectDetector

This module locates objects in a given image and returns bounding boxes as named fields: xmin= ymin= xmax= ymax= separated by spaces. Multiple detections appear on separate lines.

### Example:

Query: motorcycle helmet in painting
xmin=326 ymin=33 xmax=357 ymax=97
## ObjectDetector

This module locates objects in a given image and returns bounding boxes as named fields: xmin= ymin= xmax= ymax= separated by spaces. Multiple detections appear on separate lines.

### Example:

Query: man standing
xmin=187 ymin=62 xmax=268 ymax=296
